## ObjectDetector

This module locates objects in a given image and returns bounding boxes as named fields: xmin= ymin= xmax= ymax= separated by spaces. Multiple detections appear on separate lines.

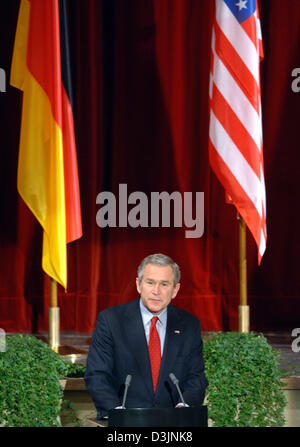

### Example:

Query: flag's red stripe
xmin=214 ymin=21 xmax=260 ymax=114
xmin=210 ymin=85 xmax=261 ymax=178
xmin=26 ymin=0 xmax=62 ymax=129
xmin=209 ymin=140 xmax=262 ymax=248
xmin=59 ymin=0 xmax=82 ymax=243
xmin=240 ymin=14 xmax=258 ymax=48
xmin=61 ymin=85 xmax=82 ymax=243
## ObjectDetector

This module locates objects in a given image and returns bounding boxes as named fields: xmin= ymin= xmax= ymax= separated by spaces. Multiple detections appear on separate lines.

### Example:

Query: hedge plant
xmin=203 ymin=332 xmax=287 ymax=427
xmin=0 ymin=335 xmax=70 ymax=427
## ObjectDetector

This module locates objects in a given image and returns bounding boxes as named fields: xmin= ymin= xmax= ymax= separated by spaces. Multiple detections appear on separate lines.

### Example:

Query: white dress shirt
xmin=139 ymin=298 xmax=167 ymax=356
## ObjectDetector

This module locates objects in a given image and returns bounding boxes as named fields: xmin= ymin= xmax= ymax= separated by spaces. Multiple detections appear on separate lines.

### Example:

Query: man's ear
xmin=171 ymin=282 xmax=180 ymax=299
xmin=136 ymin=277 xmax=141 ymax=294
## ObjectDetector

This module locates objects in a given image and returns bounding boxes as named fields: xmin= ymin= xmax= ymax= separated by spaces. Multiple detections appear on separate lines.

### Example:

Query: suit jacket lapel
xmin=122 ymin=299 xmax=154 ymax=396
xmin=156 ymin=304 xmax=181 ymax=391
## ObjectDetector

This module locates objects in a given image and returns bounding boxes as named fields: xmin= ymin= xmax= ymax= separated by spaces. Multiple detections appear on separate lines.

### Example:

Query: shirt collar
xmin=139 ymin=298 xmax=168 ymax=326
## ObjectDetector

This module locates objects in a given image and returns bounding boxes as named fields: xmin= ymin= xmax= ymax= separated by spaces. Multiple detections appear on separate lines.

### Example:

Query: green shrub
xmin=65 ymin=362 xmax=86 ymax=378
xmin=203 ymin=332 xmax=287 ymax=427
xmin=0 ymin=335 xmax=69 ymax=427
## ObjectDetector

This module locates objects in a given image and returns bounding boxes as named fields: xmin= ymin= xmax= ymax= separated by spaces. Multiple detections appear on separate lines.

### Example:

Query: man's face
xmin=136 ymin=263 xmax=180 ymax=315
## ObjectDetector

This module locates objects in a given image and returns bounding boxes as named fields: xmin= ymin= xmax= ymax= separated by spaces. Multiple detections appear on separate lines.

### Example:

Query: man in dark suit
xmin=84 ymin=253 xmax=208 ymax=419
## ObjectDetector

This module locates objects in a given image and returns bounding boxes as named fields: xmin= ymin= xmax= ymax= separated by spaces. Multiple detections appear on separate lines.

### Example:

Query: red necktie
xmin=148 ymin=316 xmax=161 ymax=393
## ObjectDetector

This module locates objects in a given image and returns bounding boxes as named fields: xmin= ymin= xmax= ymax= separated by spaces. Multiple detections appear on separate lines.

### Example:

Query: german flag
xmin=10 ymin=0 xmax=82 ymax=289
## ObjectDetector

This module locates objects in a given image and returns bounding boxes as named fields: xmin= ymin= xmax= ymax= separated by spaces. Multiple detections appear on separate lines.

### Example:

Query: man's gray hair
xmin=137 ymin=253 xmax=181 ymax=286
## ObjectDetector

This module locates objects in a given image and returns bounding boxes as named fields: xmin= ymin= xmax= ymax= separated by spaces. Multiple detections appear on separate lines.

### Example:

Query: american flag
xmin=209 ymin=0 xmax=266 ymax=263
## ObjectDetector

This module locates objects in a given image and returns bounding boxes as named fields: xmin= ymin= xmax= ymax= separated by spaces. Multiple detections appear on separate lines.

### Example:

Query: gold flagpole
xmin=238 ymin=215 xmax=249 ymax=332
xmin=49 ymin=278 xmax=60 ymax=352
xmin=48 ymin=277 xmax=87 ymax=360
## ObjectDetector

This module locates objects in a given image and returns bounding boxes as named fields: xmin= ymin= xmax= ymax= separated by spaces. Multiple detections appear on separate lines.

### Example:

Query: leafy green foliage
xmin=203 ymin=332 xmax=287 ymax=426
xmin=0 ymin=335 xmax=68 ymax=427
xmin=65 ymin=362 xmax=86 ymax=378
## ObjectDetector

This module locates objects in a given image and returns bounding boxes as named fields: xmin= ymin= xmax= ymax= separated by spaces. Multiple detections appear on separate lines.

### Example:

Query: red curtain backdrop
xmin=0 ymin=0 xmax=299 ymax=333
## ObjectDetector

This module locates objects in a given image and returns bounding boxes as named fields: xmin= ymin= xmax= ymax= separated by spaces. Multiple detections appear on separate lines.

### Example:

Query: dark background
xmin=0 ymin=0 xmax=299 ymax=333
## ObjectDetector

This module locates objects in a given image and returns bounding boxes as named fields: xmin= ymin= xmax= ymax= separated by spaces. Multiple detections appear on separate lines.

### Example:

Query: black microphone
xmin=121 ymin=374 xmax=132 ymax=408
xmin=169 ymin=373 xmax=186 ymax=406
